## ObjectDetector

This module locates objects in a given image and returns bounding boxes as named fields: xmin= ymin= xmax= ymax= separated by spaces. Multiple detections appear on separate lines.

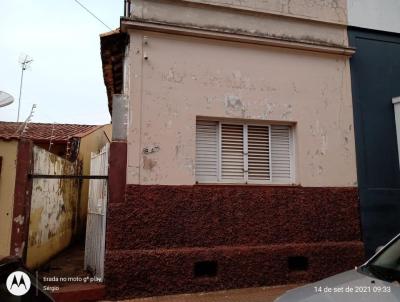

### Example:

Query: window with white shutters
xmin=195 ymin=120 xmax=293 ymax=184
xmin=247 ymin=125 xmax=271 ymax=182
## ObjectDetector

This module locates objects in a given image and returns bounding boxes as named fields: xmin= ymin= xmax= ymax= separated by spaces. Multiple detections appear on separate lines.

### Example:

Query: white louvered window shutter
xmin=196 ymin=120 xmax=293 ymax=184
xmin=271 ymin=125 xmax=292 ymax=183
xmin=221 ymin=124 xmax=245 ymax=182
xmin=195 ymin=121 xmax=219 ymax=182
xmin=247 ymin=125 xmax=271 ymax=182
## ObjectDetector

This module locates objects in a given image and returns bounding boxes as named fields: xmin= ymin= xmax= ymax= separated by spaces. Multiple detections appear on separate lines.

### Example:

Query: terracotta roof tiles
xmin=0 ymin=122 xmax=100 ymax=142
xmin=100 ymin=29 xmax=127 ymax=114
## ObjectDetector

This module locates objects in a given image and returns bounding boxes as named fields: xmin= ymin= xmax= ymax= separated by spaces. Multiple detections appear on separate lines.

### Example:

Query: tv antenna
xmin=17 ymin=54 xmax=33 ymax=122
xmin=0 ymin=91 xmax=14 ymax=107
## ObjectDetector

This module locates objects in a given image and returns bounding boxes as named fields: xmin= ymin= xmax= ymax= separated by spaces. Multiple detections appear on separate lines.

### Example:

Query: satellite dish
xmin=0 ymin=91 xmax=15 ymax=107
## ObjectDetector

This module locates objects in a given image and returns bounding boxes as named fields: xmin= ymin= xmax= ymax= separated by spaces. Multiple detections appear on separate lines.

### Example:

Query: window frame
xmin=196 ymin=119 xmax=295 ymax=185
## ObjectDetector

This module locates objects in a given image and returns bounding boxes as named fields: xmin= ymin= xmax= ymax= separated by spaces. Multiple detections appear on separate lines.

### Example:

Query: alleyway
xmin=39 ymin=242 xmax=106 ymax=302
xmin=39 ymin=241 xmax=89 ymax=286
xmin=102 ymin=284 xmax=299 ymax=302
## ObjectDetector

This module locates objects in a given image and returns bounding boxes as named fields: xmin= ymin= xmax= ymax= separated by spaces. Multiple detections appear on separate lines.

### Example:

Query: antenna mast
xmin=17 ymin=54 xmax=33 ymax=122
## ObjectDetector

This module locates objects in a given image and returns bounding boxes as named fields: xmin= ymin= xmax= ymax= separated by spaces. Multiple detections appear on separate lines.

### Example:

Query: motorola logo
xmin=6 ymin=271 xmax=31 ymax=296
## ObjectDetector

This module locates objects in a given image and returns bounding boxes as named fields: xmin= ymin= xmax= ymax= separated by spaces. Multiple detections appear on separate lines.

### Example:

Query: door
xmin=84 ymin=143 xmax=109 ymax=280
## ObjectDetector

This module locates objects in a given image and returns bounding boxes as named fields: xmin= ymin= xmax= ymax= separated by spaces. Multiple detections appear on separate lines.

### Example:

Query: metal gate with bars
xmin=84 ymin=143 xmax=109 ymax=280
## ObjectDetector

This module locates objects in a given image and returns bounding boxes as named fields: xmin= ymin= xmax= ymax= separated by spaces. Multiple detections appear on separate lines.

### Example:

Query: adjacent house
xmin=101 ymin=0 xmax=363 ymax=298
xmin=0 ymin=122 xmax=111 ymax=268
xmin=347 ymin=0 xmax=400 ymax=257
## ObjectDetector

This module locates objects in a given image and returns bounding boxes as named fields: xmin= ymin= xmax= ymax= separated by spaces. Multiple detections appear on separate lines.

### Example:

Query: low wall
xmin=105 ymin=184 xmax=364 ymax=298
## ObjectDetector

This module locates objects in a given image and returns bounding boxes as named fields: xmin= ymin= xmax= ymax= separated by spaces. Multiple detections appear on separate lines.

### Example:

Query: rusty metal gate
xmin=84 ymin=143 xmax=109 ymax=280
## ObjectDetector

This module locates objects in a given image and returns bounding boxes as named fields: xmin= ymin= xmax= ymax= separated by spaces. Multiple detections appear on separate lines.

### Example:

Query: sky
xmin=0 ymin=0 xmax=122 ymax=125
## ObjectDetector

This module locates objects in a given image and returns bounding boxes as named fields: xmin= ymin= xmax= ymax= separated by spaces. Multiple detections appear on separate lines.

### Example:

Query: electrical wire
xmin=73 ymin=0 xmax=112 ymax=30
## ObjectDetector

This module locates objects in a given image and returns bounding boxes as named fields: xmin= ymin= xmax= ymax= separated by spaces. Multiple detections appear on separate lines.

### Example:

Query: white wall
xmin=348 ymin=0 xmax=400 ymax=33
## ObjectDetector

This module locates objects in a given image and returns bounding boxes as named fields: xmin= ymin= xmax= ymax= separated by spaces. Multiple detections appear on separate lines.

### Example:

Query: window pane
xmin=196 ymin=121 xmax=218 ymax=182
xmin=221 ymin=124 xmax=244 ymax=181
xmin=271 ymin=125 xmax=292 ymax=183
xmin=248 ymin=125 xmax=270 ymax=181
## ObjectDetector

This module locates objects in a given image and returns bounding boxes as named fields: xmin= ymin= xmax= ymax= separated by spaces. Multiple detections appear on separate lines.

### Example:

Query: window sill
xmin=195 ymin=182 xmax=300 ymax=187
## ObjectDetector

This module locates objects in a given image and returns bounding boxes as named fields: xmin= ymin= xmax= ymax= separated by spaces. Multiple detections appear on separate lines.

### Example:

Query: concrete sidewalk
xmin=102 ymin=284 xmax=299 ymax=302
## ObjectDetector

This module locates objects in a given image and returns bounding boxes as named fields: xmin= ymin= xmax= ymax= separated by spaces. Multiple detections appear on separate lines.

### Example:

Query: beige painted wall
xmin=27 ymin=146 xmax=79 ymax=268
xmin=77 ymin=124 xmax=111 ymax=235
xmin=0 ymin=140 xmax=18 ymax=258
xmin=126 ymin=30 xmax=356 ymax=187
xmin=131 ymin=0 xmax=349 ymax=48
xmin=181 ymin=0 xmax=348 ymax=24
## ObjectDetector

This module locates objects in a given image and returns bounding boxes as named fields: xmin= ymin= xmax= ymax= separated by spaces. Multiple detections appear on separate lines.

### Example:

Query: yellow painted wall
xmin=0 ymin=140 xmax=18 ymax=258
xmin=77 ymin=124 xmax=111 ymax=235
xmin=27 ymin=146 xmax=79 ymax=268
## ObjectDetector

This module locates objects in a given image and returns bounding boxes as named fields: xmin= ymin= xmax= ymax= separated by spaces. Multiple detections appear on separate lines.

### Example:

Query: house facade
xmin=102 ymin=0 xmax=363 ymax=298
xmin=347 ymin=0 xmax=400 ymax=257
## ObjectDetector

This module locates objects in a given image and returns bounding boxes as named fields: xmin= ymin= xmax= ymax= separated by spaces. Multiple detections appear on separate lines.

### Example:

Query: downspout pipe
xmin=124 ymin=0 xmax=131 ymax=18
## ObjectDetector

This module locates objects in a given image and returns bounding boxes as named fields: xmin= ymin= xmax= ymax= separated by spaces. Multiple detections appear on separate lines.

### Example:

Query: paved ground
xmin=102 ymin=284 xmax=299 ymax=302
xmin=38 ymin=244 xmax=299 ymax=301
xmin=39 ymin=241 xmax=90 ymax=286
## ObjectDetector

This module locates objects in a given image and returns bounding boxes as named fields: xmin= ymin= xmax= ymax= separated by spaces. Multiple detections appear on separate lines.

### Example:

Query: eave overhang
xmin=100 ymin=29 xmax=128 ymax=114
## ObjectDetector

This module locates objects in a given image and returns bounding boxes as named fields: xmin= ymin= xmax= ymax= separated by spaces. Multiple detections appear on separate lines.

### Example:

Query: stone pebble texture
xmin=105 ymin=181 xmax=364 ymax=299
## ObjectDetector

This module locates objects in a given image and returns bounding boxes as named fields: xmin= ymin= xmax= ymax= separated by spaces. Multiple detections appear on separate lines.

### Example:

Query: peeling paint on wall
xmin=162 ymin=67 xmax=185 ymax=83
xmin=183 ymin=0 xmax=347 ymax=24
xmin=127 ymin=30 xmax=357 ymax=187
xmin=13 ymin=215 xmax=24 ymax=226
xmin=143 ymin=155 xmax=157 ymax=170
xmin=131 ymin=0 xmax=349 ymax=52
xmin=309 ymin=120 xmax=328 ymax=156
xmin=225 ymin=95 xmax=245 ymax=116
xmin=26 ymin=146 xmax=79 ymax=269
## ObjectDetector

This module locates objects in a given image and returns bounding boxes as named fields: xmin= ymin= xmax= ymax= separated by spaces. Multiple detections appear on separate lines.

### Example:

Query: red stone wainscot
xmin=105 ymin=185 xmax=364 ymax=299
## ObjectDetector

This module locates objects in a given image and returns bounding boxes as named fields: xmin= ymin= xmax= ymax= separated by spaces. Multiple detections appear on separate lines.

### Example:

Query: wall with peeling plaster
xmin=183 ymin=0 xmax=348 ymax=24
xmin=131 ymin=0 xmax=349 ymax=48
xmin=26 ymin=146 xmax=79 ymax=268
xmin=132 ymin=0 xmax=347 ymax=25
xmin=0 ymin=140 xmax=18 ymax=257
xmin=125 ymin=30 xmax=357 ymax=187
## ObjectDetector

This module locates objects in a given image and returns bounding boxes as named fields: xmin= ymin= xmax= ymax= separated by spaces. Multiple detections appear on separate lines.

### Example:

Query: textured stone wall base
xmin=105 ymin=184 xmax=363 ymax=299
xmin=106 ymin=241 xmax=363 ymax=298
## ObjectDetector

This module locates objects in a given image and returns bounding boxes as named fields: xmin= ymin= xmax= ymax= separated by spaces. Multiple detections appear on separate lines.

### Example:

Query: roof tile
xmin=0 ymin=122 xmax=100 ymax=142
